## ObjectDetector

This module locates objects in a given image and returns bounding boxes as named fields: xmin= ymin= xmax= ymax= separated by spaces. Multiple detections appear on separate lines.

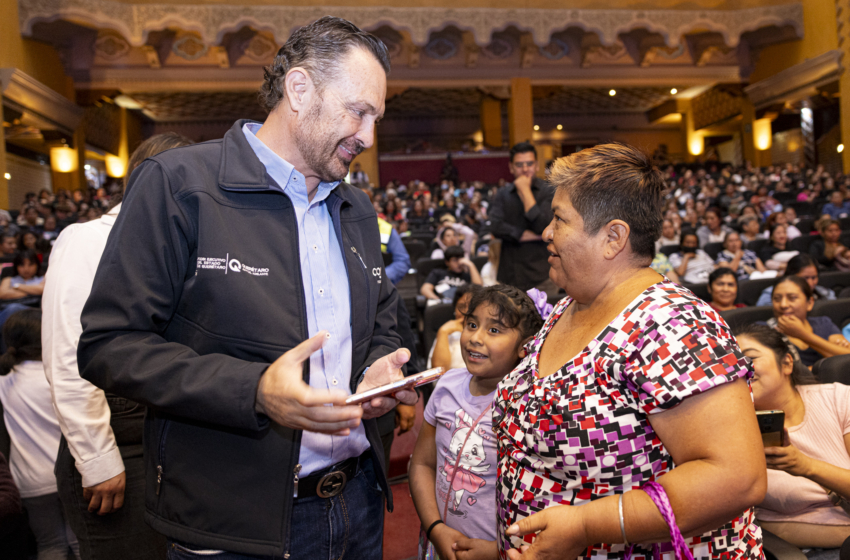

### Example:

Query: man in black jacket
xmin=77 ymin=17 xmax=415 ymax=560
xmin=488 ymin=142 xmax=557 ymax=294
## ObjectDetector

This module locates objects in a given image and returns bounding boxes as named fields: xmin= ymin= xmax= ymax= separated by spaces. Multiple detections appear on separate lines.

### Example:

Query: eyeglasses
xmin=512 ymin=161 xmax=536 ymax=169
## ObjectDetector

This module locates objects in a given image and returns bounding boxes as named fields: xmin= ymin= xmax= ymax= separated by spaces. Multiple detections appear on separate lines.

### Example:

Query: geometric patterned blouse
xmin=494 ymin=280 xmax=763 ymax=560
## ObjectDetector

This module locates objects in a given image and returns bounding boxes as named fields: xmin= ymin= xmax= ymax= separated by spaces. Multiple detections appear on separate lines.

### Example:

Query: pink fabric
xmin=443 ymin=458 xmax=486 ymax=493
xmin=757 ymin=383 xmax=850 ymax=526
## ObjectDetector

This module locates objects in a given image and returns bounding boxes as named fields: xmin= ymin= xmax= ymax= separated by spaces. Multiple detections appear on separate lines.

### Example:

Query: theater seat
xmin=703 ymin=242 xmax=724 ymax=260
xmin=719 ymin=306 xmax=773 ymax=330
xmin=812 ymin=354 xmax=850 ymax=385
xmin=818 ymin=271 xmax=850 ymax=294
xmin=811 ymin=298 xmax=850 ymax=329
xmin=737 ymin=278 xmax=777 ymax=307
xmin=680 ymin=282 xmax=710 ymax=302
xmin=422 ymin=303 xmax=454 ymax=359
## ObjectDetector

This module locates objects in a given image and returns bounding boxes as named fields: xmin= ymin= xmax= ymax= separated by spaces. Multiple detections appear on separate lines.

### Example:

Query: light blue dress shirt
xmin=243 ymin=123 xmax=370 ymax=475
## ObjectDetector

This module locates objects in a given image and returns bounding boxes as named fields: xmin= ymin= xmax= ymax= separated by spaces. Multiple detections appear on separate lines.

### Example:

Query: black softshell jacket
xmin=77 ymin=120 xmax=402 ymax=556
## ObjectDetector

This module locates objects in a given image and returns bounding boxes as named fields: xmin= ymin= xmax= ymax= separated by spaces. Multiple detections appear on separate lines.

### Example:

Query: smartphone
xmin=756 ymin=410 xmax=785 ymax=447
xmin=345 ymin=367 xmax=444 ymax=405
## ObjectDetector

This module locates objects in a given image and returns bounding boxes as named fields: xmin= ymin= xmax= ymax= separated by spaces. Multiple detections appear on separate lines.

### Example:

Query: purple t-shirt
xmin=424 ymin=367 xmax=498 ymax=541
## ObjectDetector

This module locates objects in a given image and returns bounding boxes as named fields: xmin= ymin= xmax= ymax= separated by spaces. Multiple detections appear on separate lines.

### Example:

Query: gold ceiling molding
xmin=19 ymin=0 xmax=803 ymax=49
xmin=743 ymin=49 xmax=843 ymax=109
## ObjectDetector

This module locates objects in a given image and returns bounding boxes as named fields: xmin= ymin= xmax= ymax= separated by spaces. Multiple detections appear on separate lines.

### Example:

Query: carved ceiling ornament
xmin=172 ymin=35 xmax=208 ymax=60
xmin=93 ymin=31 xmax=130 ymax=60
xmin=19 ymin=0 xmax=803 ymax=52
xmin=243 ymin=34 xmax=277 ymax=61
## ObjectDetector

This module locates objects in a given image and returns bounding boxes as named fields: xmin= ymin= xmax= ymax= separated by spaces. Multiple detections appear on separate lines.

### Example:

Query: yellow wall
xmin=749 ymin=0 xmax=838 ymax=83
xmin=0 ymin=0 xmax=74 ymax=99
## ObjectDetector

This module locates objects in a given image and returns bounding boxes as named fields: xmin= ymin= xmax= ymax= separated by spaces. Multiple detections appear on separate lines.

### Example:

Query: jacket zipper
xmin=350 ymin=245 xmax=367 ymax=269
xmin=156 ymin=419 xmax=171 ymax=496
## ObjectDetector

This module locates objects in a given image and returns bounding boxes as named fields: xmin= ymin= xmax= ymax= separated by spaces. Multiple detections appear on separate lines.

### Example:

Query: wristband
xmin=425 ymin=519 xmax=444 ymax=541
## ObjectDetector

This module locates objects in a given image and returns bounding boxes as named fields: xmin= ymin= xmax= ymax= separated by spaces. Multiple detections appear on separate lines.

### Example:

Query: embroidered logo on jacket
xmin=196 ymin=254 xmax=269 ymax=277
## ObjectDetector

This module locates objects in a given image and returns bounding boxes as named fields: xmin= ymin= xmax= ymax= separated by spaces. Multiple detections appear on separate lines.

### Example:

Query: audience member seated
xmin=669 ymin=232 xmax=716 ymax=284
xmin=406 ymin=198 xmax=433 ymax=233
xmin=767 ymin=210 xmax=801 ymax=240
xmin=655 ymin=218 xmax=680 ymax=253
xmin=431 ymin=215 xmax=476 ymax=259
xmin=0 ymin=234 xmax=17 ymax=268
xmin=480 ymin=239 xmax=500 ymax=287
xmin=0 ymin=251 xmax=44 ymax=301
xmin=421 ymin=246 xmax=482 ymax=304
xmin=757 ymin=254 xmax=837 ymax=307
xmin=821 ymin=190 xmax=850 ymax=220
xmin=767 ymin=276 xmax=850 ymax=367
xmin=650 ymin=252 xmax=680 ymax=283
xmin=716 ymin=231 xmax=766 ymax=280
xmin=760 ymin=224 xmax=794 ymax=271
xmin=810 ymin=218 xmax=850 ymax=272
xmin=697 ymin=207 xmax=733 ymax=247
xmin=707 ymin=267 xmax=745 ymax=312
xmin=741 ymin=216 xmax=765 ymax=245
xmin=735 ymin=324 xmax=850 ymax=554
xmin=428 ymin=284 xmax=481 ymax=371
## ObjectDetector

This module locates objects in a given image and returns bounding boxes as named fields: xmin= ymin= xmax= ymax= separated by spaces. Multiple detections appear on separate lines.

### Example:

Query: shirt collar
xmin=241 ymin=122 xmax=340 ymax=206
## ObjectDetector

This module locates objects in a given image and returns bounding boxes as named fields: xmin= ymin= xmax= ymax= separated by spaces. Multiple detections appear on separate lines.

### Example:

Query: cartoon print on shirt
xmin=439 ymin=408 xmax=490 ymax=516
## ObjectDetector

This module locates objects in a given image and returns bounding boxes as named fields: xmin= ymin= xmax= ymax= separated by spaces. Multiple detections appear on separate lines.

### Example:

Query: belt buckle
xmin=317 ymin=470 xmax=347 ymax=498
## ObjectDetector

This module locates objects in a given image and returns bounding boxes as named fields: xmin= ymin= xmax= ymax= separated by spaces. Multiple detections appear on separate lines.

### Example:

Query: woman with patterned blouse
xmin=495 ymin=143 xmax=767 ymax=560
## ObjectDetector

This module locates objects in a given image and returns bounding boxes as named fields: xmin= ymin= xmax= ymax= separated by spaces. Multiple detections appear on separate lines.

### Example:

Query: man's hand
xmin=395 ymin=403 xmax=417 ymax=433
xmin=504 ymin=505 xmax=588 ymax=560
xmin=454 ymin=537 xmax=499 ymax=560
xmin=514 ymin=176 xmax=536 ymax=212
xmin=356 ymin=348 xmax=417 ymax=419
xmin=83 ymin=471 xmax=126 ymax=515
xmin=514 ymin=175 xmax=533 ymax=196
xmin=519 ymin=230 xmax=541 ymax=242
xmin=256 ymin=331 xmax=363 ymax=435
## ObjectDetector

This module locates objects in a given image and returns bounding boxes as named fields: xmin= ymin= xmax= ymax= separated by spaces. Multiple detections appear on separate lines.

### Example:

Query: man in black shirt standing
xmin=489 ymin=142 xmax=557 ymax=295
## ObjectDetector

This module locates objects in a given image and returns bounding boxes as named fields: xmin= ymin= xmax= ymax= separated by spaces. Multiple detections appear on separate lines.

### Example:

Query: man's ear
xmin=283 ymin=67 xmax=313 ymax=113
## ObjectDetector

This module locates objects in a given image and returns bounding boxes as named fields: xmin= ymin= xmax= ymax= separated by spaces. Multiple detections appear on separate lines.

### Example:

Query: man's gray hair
xmin=258 ymin=16 xmax=390 ymax=113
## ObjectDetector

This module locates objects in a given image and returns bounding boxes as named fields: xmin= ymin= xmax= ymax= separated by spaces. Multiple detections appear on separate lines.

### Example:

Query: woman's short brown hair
xmin=549 ymin=143 xmax=664 ymax=261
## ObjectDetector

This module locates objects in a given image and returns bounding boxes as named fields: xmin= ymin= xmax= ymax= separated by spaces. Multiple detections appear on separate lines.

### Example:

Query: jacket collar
xmin=218 ymin=119 xmax=356 ymax=208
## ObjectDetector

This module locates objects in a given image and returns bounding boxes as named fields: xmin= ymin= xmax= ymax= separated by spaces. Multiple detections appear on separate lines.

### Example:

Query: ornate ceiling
xmin=16 ymin=1 xmax=804 ymax=122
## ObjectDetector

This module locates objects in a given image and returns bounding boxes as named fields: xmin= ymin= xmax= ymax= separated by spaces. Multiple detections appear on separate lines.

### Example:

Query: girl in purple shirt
xmin=410 ymin=285 xmax=545 ymax=560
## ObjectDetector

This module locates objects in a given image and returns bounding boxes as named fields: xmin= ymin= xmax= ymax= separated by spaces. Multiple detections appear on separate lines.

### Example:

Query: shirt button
xmin=318 ymin=288 xmax=324 ymax=295
xmin=313 ymin=245 xmax=318 ymax=252
xmin=332 ymin=379 xmax=338 ymax=386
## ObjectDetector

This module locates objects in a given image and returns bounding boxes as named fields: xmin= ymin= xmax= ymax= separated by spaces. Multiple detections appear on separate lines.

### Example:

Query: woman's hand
xmin=765 ymin=441 xmax=814 ymax=478
xmin=454 ymin=537 xmax=499 ymax=560
xmin=431 ymin=523 xmax=467 ymax=560
xmin=776 ymin=315 xmax=809 ymax=340
xmin=504 ymin=505 xmax=588 ymax=560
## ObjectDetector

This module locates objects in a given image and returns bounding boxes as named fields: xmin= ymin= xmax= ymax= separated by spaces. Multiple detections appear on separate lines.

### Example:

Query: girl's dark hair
xmin=709 ymin=267 xmax=737 ymax=287
xmin=775 ymin=275 xmax=813 ymax=300
xmin=464 ymin=284 xmax=544 ymax=342
xmin=13 ymin=249 xmax=41 ymax=276
xmin=732 ymin=323 xmax=816 ymax=387
xmin=0 ymin=309 xmax=42 ymax=376
xmin=784 ymin=253 xmax=817 ymax=277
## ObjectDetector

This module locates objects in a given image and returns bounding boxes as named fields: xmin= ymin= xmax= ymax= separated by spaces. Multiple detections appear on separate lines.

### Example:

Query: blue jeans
xmin=166 ymin=456 xmax=384 ymax=560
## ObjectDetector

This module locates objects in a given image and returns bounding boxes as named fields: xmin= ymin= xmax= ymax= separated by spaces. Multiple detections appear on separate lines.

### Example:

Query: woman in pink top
xmin=734 ymin=324 xmax=850 ymax=551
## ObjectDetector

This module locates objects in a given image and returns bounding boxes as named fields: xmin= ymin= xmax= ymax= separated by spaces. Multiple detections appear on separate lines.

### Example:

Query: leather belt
xmin=296 ymin=454 xmax=361 ymax=499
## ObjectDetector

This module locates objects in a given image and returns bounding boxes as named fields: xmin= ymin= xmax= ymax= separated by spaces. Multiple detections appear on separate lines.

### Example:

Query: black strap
xmin=425 ymin=519 xmax=444 ymax=541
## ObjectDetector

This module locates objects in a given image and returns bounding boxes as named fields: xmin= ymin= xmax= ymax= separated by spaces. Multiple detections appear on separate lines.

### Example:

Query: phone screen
xmin=756 ymin=409 xmax=785 ymax=447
